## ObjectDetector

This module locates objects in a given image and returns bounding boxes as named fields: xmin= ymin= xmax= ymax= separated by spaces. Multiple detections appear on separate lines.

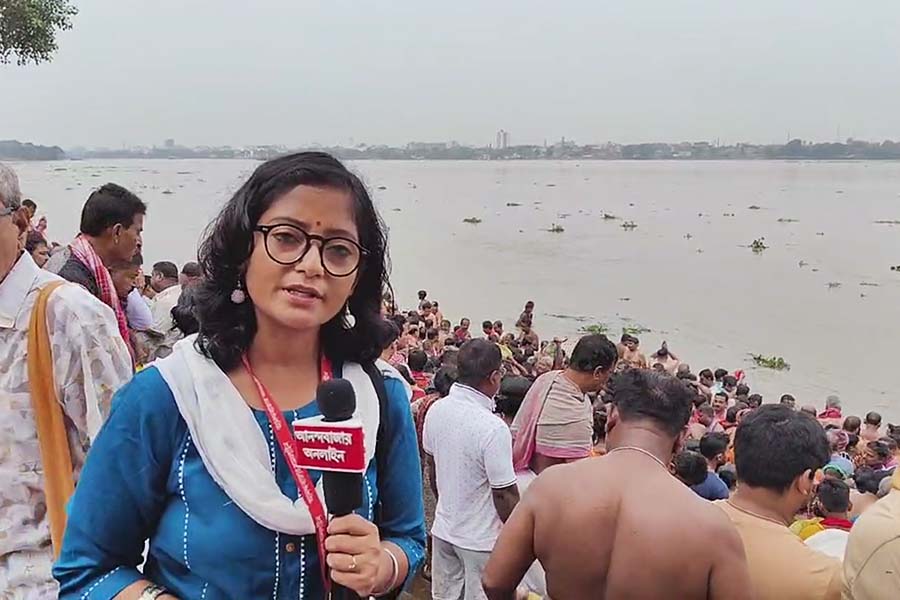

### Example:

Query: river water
xmin=11 ymin=159 xmax=900 ymax=420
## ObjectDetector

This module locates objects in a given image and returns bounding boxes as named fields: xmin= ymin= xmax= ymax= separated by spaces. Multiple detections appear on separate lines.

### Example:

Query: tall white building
xmin=495 ymin=129 xmax=509 ymax=150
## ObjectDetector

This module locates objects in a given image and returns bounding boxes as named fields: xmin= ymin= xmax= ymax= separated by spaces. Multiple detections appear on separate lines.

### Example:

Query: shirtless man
xmin=519 ymin=322 xmax=540 ymax=355
xmin=650 ymin=341 xmax=680 ymax=375
xmin=516 ymin=300 xmax=535 ymax=330
xmin=483 ymin=370 xmax=752 ymax=600
xmin=618 ymin=334 xmax=648 ymax=369
xmin=687 ymin=403 xmax=725 ymax=440
xmin=860 ymin=412 xmax=883 ymax=442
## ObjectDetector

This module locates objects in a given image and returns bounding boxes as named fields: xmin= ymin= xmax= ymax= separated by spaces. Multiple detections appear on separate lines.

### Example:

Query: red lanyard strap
xmin=242 ymin=354 xmax=333 ymax=595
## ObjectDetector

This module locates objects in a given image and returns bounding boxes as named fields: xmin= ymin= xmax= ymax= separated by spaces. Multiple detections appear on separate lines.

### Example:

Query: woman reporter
xmin=55 ymin=153 xmax=426 ymax=599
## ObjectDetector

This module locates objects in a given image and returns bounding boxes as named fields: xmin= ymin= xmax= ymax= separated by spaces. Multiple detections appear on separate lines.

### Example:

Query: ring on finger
xmin=348 ymin=555 xmax=357 ymax=572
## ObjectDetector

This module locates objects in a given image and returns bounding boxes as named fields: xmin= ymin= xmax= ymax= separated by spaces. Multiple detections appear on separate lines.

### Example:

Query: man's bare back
xmin=484 ymin=454 xmax=752 ymax=599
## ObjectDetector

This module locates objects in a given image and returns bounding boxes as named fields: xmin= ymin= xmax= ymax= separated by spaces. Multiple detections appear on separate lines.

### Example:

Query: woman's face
xmin=245 ymin=185 xmax=359 ymax=334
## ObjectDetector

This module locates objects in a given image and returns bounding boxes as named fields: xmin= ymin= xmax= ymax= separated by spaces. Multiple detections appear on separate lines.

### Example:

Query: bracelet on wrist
xmin=371 ymin=546 xmax=400 ymax=597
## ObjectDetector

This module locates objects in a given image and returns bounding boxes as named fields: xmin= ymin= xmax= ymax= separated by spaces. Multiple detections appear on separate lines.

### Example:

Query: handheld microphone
xmin=317 ymin=379 xmax=364 ymax=516
xmin=299 ymin=378 xmax=364 ymax=600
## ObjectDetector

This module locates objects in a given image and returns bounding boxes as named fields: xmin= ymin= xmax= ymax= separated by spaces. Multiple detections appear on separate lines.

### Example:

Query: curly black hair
xmin=194 ymin=152 xmax=390 ymax=371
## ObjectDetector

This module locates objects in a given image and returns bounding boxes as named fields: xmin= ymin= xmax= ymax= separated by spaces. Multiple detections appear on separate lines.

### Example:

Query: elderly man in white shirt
xmin=423 ymin=339 xmax=520 ymax=600
xmin=0 ymin=163 xmax=133 ymax=597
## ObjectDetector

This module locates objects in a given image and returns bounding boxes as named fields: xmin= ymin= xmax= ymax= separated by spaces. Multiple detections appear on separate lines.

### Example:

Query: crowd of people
xmin=385 ymin=290 xmax=900 ymax=599
xmin=1 ymin=154 xmax=900 ymax=600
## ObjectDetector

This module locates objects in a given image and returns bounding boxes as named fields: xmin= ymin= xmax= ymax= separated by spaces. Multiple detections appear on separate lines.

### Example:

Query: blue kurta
xmin=54 ymin=366 xmax=426 ymax=599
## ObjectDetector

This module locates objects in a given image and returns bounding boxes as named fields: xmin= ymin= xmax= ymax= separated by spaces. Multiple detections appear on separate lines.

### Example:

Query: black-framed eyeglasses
xmin=254 ymin=224 xmax=368 ymax=278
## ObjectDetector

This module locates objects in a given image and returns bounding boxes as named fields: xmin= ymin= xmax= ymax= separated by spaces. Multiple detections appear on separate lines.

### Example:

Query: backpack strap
xmin=361 ymin=362 xmax=390 ymax=494
xmin=362 ymin=362 xmax=405 ymax=599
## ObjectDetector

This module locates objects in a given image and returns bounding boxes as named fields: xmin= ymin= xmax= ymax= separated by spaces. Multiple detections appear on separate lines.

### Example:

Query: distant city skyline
xmin=2 ymin=2 xmax=899 ymax=148
xmin=65 ymin=131 xmax=900 ymax=154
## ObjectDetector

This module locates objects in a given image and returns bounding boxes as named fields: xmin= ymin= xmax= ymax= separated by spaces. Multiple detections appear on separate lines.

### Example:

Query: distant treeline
xmin=0 ymin=140 xmax=65 ymax=160
xmin=9 ymin=137 xmax=900 ymax=162
xmin=79 ymin=138 xmax=900 ymax=162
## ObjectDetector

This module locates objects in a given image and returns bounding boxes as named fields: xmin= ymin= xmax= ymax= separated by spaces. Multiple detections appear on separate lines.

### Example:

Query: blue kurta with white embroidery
xmin=54 ymin=367 xmax=426 ymax=599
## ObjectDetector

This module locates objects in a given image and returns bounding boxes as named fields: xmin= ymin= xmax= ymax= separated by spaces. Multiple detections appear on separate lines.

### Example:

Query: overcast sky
xmin=2 ymin=0 xmax=899 ymax=149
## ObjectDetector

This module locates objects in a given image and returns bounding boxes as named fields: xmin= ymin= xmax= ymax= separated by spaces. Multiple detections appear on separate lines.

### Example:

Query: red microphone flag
xmin=292 ymin=417 xmax=366 ymax=474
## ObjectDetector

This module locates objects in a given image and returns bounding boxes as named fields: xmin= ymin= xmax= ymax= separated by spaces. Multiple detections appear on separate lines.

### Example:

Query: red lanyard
xmin=242 ymin=354 xmax=333 ymax=595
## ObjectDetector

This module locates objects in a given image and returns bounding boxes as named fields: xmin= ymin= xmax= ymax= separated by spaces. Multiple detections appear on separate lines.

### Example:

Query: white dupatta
xmin=154 ymin=335 xmax=380 ymax=535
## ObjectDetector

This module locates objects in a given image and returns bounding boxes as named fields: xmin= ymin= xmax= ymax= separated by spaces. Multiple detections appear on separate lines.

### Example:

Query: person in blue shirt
xmin=54 ymin=153 xmax=426 ymax=599
xmin=692 ymin=432 xmax=731 ymax=501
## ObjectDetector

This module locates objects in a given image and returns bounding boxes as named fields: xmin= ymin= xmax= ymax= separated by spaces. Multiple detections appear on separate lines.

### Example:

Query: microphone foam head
xmin=316 ymin=378 xmax=356 ymax=421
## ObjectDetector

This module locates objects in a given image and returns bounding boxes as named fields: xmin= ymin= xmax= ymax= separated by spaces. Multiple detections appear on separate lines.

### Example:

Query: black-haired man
xmin=718 ymin=405 xmax=840 ymax=599
xmin=842 ymin=415 xmax=861 ymax=435
xmin=793 ymin=478 xmax=854 ymax=560
xmin=795 ymin=478 xmax=853 ymax=538
xmin=618 ymin=333 xmax=647 ymax=369
xmin=423 ymin=340 xmax=518 ymax=600
xmin=711 ymin=390 xmax=728 ymax=422
xmin=51 ymin=183 xmax=146 ymax=348
xmin=698 ymin=368 xmax=715 ymax=400
xmin=515 ymin=300 xmax=534 ymax=330
xmin=711 ymin=368 xmax=728 ymax=394
xmin=150 ymin=260 xmax=181 ymax=333
xmin=673 ymin=450 xmax=709 ymax=486
xmin=692 ymin=433 xmax=730 ymax=500
xmin=179 ymin=261 xmax=202 ymax=288
xmin=780 ymin=394 xmax=796 ymax=410
xmin=722 ymin=375 xmax=738 ymax=399
xmin=408 ymin=349 xmax=430 ymax=397
xmin=511 ymin=334 xmax=618 ymax=476
xmin=861 ymin=411 xmax=883 ymax=442
xmin=650 ymin=341 xmax=680 ymax=375
xmin=484 ymin=370 xmax=752 ymax=600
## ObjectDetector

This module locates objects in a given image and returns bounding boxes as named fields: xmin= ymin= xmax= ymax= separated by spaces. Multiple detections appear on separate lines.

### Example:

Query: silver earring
xmin=230 ymin=281 xmax=246 ymax=304
xmin=342 ymin=304 xmax=356 ymax=329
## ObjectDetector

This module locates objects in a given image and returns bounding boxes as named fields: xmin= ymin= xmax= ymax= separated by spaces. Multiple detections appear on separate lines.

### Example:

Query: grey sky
xmin=2 ymin=0 xmax=899 ymax=148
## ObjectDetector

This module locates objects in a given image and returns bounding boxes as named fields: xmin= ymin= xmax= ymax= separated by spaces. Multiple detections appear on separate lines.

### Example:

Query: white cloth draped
xmin=154 ymin=335 xmax=380 ymax=535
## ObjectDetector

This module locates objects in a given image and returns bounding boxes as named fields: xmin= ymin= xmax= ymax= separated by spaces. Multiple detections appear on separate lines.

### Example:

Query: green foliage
xmin=0 ymin=0 xmax=77 ymax=65
xmin=580 ymin=323 xmax=609 ymax=335
xmin=751 ymin=354 xmax=791 ymax=370
xmin=621 ymin=324 xmax=650 ymax=336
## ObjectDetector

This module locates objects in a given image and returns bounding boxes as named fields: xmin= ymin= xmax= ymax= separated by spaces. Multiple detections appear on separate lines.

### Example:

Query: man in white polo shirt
xmin=423 ymin=339 xmax=519 ymax=600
